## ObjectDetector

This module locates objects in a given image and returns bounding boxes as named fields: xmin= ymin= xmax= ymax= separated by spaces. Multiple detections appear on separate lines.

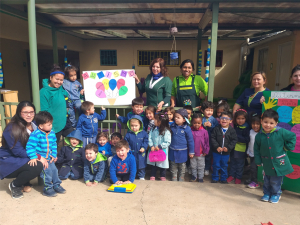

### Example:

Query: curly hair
xmin=149 ymin=58 xmax=169 ymax=77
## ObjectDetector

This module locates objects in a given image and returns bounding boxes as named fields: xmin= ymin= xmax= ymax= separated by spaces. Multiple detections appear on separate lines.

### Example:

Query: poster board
xmin=82 ymin=69 xmax=136 ymax=105
xmin=258 ymin=91 xmax=300 ymax=193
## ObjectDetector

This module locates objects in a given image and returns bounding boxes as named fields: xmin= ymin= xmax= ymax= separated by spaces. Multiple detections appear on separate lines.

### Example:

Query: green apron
xmin=176 ymin=75 xmax=200 ymax=108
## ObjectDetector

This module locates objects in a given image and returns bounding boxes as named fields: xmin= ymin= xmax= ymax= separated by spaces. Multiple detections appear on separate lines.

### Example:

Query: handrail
xmin=0 ymin=102 xmax=19 ymax=131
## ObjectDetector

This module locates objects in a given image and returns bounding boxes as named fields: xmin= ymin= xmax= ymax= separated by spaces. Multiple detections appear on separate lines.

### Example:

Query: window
xmin=204 ymin=50 xmax=223 ymax=67
xmin=100 ymin=50 xmax=117 ymax=66
xmin=138 ymin=50 xmax=181 ymax=66
xmin=257 ymin=48 xmax=268 ymax=72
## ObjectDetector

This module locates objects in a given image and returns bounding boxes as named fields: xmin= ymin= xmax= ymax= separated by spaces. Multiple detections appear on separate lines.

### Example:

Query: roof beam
xmin=134 ymin=30 xmax=150 ymax=39
xmin=100 ymin=30 xmax=127 ymax=38
xmin=221 ymin=29 xmax=246 ymax=38
xmin=198 ymin=9 xmax=212 ymax=30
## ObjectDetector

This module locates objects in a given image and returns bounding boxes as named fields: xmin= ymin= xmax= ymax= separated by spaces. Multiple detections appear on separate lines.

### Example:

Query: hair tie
xmin=50 ymin=71 xmax=65 ymax=76
xmin=252 ymin=113 xmax=258 ymax=117
xmin=236 ymin=109 xmax=247 ymax=113
xmin=67 ymin=64 xmax=71 ymax=67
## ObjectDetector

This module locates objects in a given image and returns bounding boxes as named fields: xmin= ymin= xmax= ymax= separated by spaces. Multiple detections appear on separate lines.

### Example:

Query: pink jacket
xmin=191 ymin=126 xmax=210 ymax=156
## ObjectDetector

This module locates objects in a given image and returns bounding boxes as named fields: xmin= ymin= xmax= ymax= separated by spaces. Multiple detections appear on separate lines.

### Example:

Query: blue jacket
xmin=63 ymin=79 xmax=83 ymax=101
xmin=26 ymin=129 xmax=57 ymax=160
xmin=202 ymin=116 xmax=219 ymax=136
xmin=118 ymin=111 xmax=147 ymax=131
xmin=109 ymin=151 xmax=137 ymax=183
xmin=124 ymin=115 xmax=149 ymax=169
xmin=83 ymin=152 xmax=107 ymax=183
xmin=233 ymin=123 xmax=250 ymax=158
xmin=56 ymin=130 xmax=85 ymax=178
xmin=169 ymin=122 xmax=195 ymax=163
xmin=0 ymin=124 xmax=31 ymax=179
xmin=77 ymin=110 xmax=106 ymax=138
xmin=97 ymin=142 xmax=112 ymax=157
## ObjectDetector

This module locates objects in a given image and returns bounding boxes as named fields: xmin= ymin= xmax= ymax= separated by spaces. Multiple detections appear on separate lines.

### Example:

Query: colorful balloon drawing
xmin=119 ymin=86 xmax=128 ymax=96
xmin=102 ymin=78 xmax=109 ymax=90
xmin=109 ymin=79 xmax=117 ymax=91
xmin=96 ymin=89 xmax=106 ymax=98
xmin=96 ymin=82 xmax=105 ymax=91
xmin=117 ymin=79 xmax=125 ymax=89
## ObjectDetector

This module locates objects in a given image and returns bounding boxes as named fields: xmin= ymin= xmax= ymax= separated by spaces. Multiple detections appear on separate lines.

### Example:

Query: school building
xmin=0 ymin=1 xmax=300 ymax=109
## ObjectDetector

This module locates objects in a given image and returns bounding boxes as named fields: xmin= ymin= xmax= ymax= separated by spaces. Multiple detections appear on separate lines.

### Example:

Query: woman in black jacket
xmin=281 ymin=65 xmax=300 ymax=91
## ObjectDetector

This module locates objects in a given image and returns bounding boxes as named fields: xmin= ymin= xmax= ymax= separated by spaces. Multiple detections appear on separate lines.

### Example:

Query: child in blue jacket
xmin=56 ymin=129 xmax=85 ymax=180
xmin=84 ymin=143 xmax=107 ymax=186
xmin=169 ymin=109 xmax=194 ymax=181
xmin=62 ymin=65 xmax=84 ymax=127
xmin=96 ymin=132 xmax=112 ymax=158
xmin=77 ymin=101 xmax=106 ymax=148
xmin=110 ymin=140 xmax=137 ymax=184
xmin=124 ymin=115 xmax=149 ymax=180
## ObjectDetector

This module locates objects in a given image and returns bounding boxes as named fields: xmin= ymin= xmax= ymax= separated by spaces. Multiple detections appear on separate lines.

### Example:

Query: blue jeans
xmin=137 ymin=168 xmax=146 ymax=179
xmin=40 ymin=161 xmax=62 ymax=191
xmin=69 ymin=99 xmax=82 ymax=127
xmin=212 ymin=152 xmax=230 ymax=181
xmin=59 ymin=171 xmax=82 ymax=180
xmin=229 ymin=157 xmax=245 ymax=179
xmin=263 ymin=175 xmax=283 ymax=196
xmin=82 ymin=136 xmax=97 ymax=148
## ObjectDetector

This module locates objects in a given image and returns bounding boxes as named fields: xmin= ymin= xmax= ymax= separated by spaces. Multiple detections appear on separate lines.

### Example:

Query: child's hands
xmin=116 ymin=114 xmax=120 ymax=118
xmin=123 ymin=180 xmax=131 ymax=184
xmin=139 ymin=148 xmax=145 ymax=153
xmin=115 ymin=181 xmax=123 ymax=185
xmin=50 ymin=156 xmax=57 ymax=163
xmin=217 ymin=147 xmax=223 ymax=153
xmin=80 ymin=89 xmax=85 ymax=95
xmin=101 ymin=106 xmax=105 ymax=110
xmin=39 ymin=157 xmax=49 ymax=169
xmin=102 ymin=151 xmax=105 ymax=155
xmin=223 ymin=147 xmax=228 ymax=152
xmin=202 ymin=153 xmax=207 ymax=156
xmin=189 ymin=154 xmax=194 ymax=158
xmin=154 ymin=146 xmax=160 ymax=151
xmin=28 ymin=158 xmax=38 ymax=167
xmin=86 ymin=182 xmax=93 ymax=186
xmin=91 ymin=182 xmax=98 ymax=186
xmin=204 ymin=121 xmax=211 ymax=127
xmin=151 ymin=146 xmax=155 ymax=152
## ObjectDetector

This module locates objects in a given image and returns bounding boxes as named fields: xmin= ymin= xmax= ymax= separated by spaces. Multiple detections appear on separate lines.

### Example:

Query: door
xmin=275 ymin=42 xmax=292 ymax=91
xmin=257 ymin=47 xmax=268 ymax=72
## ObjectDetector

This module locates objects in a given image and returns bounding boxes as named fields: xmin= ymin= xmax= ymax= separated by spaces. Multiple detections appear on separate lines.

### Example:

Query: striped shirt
xmin=26 ymin=129 xmax=57 ymax=160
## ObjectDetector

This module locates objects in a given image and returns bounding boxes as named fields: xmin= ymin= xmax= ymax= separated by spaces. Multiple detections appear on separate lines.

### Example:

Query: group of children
xmin=25 ymin=65 xmax=296 ymax=203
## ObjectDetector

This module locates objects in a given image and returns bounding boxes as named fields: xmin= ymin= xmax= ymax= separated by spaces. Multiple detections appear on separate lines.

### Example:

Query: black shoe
xmin=198 ymin=179 xmax=204 ymax=183
xmin=244 ymin=179 xmax=251 ymax=185
xmin=9 ymin=182 xmax=24 ymax=199
xmin=211 ymin=180 xmax=218 ymax=183
xmin=190 ymin=176 xmax=197 ymax=182
xmin=220 ymin=180 xmax=228 ymax=184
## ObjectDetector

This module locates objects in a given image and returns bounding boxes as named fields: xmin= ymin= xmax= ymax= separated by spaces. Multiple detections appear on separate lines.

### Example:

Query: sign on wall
xmin=82 ymin=69 xmax=136 ymax=105
xmin=258 ymin=91 xmax=300 ymax=193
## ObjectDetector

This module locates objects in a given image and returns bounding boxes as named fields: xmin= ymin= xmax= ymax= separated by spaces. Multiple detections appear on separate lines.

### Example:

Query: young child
xmin=227 ymin=109 xmax=250 ymax=184
xmin=245 ymin=113 xmax=261 ymax=188
xmin=190 ymin=113 xmax=209 ymax=183
xmin=255 ymin=109 xmax=296 ymax=203
xmin=116 ymin=97 xmax=147 ymax=130
xmin=110 ymin=132 xmax=122 ymax=157
xmin=210 ymin=111 xmax=237 ymax=183
xmin=124 ymin=115 xmax=149 ymax=180
xmin=164 ymin=106 xmax=175 ymax=126
xmin=109 ymin=140 xmax=137 ymax=184
xmin=84 ymin=143 xmax=107 ymax=186
xmin=169 ymin=109 xmax=194 ymax=181
xmin=76 ymin=101 xmax=106 ymax=148
xmin=56 ymin=129 xmax=85 ymax=180
xmin=216 ymin=100 xmax=233 ymax=128
xmin=183 ymin=105 xmax=193 ymax=124
xmin=26 ymin=111 xmax=66 ymax=197
xmin=201 ymin=101 xmax=219 ymax=176
xmin=145 ymin=105 xmax=156 ymax=134
xmin=96 ymin=132 xmax=112 ymax=158
xmin=147 ymin=113 xmax=171 ymax=181
xmin=63 ymin=65 xmax=84 ymax=128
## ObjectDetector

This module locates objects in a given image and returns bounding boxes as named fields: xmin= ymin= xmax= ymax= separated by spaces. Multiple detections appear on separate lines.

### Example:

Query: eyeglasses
xmin=220 ymin=117 xmax=231 ymax=121
xmin=21 ymin=111 xmax=35 ymax=116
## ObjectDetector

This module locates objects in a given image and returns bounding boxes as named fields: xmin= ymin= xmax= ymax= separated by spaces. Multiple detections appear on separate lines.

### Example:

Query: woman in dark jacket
xmin=0 ymin=101 xmax=43 ymax=199
xmin=281 ymin=65 xmax=300 ymax=91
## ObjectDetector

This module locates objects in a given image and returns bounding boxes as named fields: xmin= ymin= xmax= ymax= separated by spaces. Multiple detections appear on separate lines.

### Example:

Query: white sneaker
xmin=139 ymin=178 xmax=145 ymax=180
xmin=204 ymin=170 xmax=210 ymax=176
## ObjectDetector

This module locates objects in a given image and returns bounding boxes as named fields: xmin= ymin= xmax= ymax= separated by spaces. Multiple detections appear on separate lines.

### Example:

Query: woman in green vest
xmin=134 ymin=58 xmax=173 ymax=110
xmin=171 ymin=59 xmax=208 ymax=108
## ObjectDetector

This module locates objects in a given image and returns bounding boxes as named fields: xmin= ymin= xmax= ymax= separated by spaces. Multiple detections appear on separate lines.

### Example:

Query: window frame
xmin=100 ymin=50 xmax=117 ymax=66
xmin=137 ymin=50 xmax=181 ymax=67
xmin=204 ymin=50 xmax=223 ymax=67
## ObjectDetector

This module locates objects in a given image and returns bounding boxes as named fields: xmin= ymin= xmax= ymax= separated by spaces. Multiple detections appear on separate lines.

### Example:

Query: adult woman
xmin=134 ymin=58 xmax=172 ymax=109
xmin=233 ymin=72 xmax=269 ymax=116
xmin=0 ymin=101 xmax=43 ymax=199
xmin=170 ymin=59 xmax=208 ymax=108
xmin=40 ymin=65 xmax=73 ymax=141
xmin=281 ymin=65 xmax=300 ymax=91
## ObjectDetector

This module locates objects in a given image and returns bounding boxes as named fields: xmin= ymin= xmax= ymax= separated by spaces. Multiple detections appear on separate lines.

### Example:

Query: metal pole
xmin=28 ymin=0 xmax=40 ymax=111
xmin=196 ymin=28 xmax=202 ymax=75
xmin=52 ymin=26 xmax=59 ymax=64
xmin=208 ymin=2 xmax=219 ymax=102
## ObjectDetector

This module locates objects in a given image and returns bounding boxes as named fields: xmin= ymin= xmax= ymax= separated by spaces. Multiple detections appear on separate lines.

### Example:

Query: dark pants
xmin=110 ymin=173 xmax=130 ymax=184
xmin=150 ymin=165 xmax=166 ymax=178
xmin=212 ymin=152 xmax=229 ymax=181
xmin=205 ymin=149 xmax=213 ymax=170
xmin=263 ymin=175 xmax=283 ymax=196
xmin=55 ymin=118 xmax=74 ymax=143
xmin=229 ymin=157 xmax=245 ymax=179
xmin=249 ymin=157 xmax=257 ymax=183
xmin=137 ymin=168 xmax=146 ymax=179
xmin=6 ymin=161 xmax=43 ymax=187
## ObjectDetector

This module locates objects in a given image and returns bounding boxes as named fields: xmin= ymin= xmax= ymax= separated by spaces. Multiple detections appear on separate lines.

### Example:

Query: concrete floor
xmin=0 ymin=174 xmax=299 ymax=225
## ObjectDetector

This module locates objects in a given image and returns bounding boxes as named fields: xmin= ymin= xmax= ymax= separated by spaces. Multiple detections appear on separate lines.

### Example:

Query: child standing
xmin=56 ymin=129 xmax=85 ymax=180
xmin=245 ymin=113 xmax=261 ymax=188
xmin=124 ymin=115 xmax=149 ymax=180
xmin=63 ymin=65 xmax=84 ymax=127
xmin=210 ymin=111 xmax=237 ymax=183
xmin=190 ymin=113 xmax=209 ymax=183
xmin=84 ymin=143 xmax=107 ymax=186
xmin=201 ymin=101 xmax=219 ymax=176
xmin=26 ymin=111 xmax=66 ymax=197
xmin=169 ymin=109 xmax=194 ymax=181
xmin=164 ymin=106 xmax=175 ymax=126
xmin=110 ymin=132 xmax=122 ymax=157
xmin=96 ymin=132 xmax=112 ymax=158
xmin=147 ymin=113 xmax=171 ymax=181
xmin=255 ymin=109 xmax=296 ymax=203
xmin=216 ymin=100 xmax=233 ymax=128
xmin=183 ymin=105 xmax=193 ymax=124
xmin=76 ymin=101 xmax=106 ymax=148
xmin=227 ymin=109 xmax=250 ymax=184
xmin=145 ymin=105 xmax=156 ymax=134
xmin=110 ymin=140 xmax=137 ymax=184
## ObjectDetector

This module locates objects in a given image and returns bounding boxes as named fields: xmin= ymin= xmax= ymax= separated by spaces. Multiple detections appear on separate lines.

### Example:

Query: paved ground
xmin=0 ymin=173 xmax=299 ymax=225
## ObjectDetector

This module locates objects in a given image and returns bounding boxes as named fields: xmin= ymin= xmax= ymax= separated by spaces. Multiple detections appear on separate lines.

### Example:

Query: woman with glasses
xmin=0 ymin=101 xmax=43 ymax=199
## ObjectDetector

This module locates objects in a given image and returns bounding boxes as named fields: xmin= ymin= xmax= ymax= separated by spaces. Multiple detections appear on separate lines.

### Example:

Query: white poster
xmin=82 ymin=69 xmax=136 ymax=105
